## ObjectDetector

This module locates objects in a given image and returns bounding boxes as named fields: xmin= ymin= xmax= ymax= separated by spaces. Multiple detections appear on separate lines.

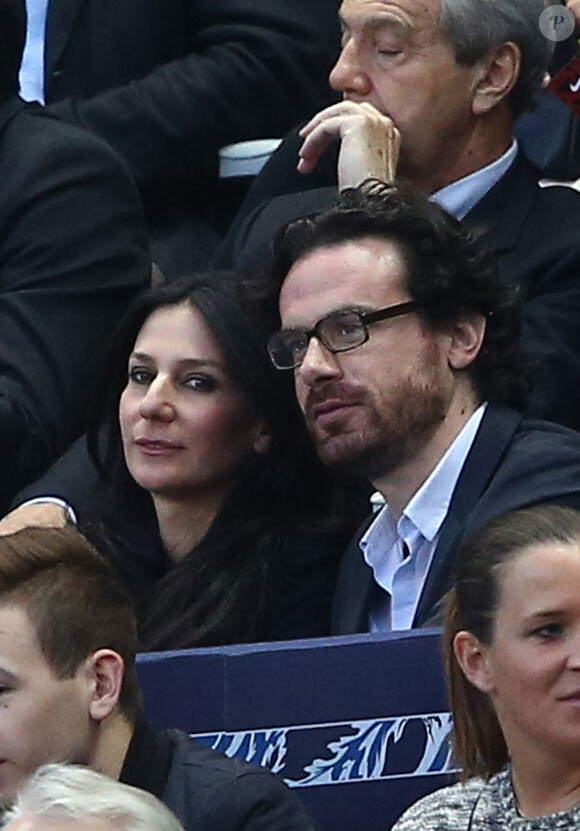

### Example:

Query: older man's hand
xmin=298 ymin=100 xmax=401 ymax=190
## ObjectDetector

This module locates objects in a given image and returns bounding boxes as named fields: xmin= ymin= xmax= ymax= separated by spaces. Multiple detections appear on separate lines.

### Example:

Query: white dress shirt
xmin=19 ymin=0 xmax=49 ymax=103
xmin=360 ymin=405 xmax=486 ymax=631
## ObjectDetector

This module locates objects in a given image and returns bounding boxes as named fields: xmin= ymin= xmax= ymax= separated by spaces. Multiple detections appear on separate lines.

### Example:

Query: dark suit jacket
xmin=0 ymin=97 xmax=150 ymax=510
xmin=218 ymin=143 xmax=580 ymax=431
xmin=332 ymin=405 xmax=580 ymax=634
xmin=122 ymin=722 xmax=319 ymax=831
xmin=44 ymin=0 xmax=341 ymax=268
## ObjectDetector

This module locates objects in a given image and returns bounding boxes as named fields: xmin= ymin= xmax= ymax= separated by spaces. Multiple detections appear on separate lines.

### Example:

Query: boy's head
xmin=0 ymin=527 xmax=141 ymax=804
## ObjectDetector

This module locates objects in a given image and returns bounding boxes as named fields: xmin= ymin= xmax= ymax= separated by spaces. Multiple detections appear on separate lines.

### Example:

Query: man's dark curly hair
xmin=268 ymin=179 xmax=530 ymax=410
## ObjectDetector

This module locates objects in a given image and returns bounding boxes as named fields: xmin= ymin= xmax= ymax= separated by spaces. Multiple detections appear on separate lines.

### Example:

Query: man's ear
xmin=471 ymin=42 xmax=521 ymax=115
xmin=83 ymin=649 xmax=125 ymax=722
xmin=446 ymin=311 xmax=486 ymax=371
xmin=453 ymin=630 xmax=496 ymax=694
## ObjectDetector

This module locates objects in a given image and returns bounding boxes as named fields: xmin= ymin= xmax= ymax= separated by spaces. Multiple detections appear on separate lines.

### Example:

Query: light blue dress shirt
xmin=19 ymin=0 xmax=49 ymax=103
xmin=432 ymin=140 xmax=518 ymax=219
xmin=360 ymin=405 xmax=486 ymax=631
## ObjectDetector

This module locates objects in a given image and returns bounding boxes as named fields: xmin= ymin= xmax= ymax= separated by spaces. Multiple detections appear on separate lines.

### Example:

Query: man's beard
xmin=304 ymin=375 xmax=448 ymax=480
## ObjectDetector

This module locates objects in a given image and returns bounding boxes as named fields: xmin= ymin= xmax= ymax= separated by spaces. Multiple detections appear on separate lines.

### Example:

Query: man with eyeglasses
xmin=266 ymin=180 xmax=580 ymax=633
xmin=218 ymin=0 xmax=580 ymax=434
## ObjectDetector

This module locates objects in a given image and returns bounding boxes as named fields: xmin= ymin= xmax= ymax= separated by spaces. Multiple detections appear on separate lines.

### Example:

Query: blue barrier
xmin=137 ymin=629 xmax=456 ymax=831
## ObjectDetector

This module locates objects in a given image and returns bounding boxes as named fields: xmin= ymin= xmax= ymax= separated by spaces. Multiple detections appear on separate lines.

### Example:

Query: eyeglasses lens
xmin=320 ymin=311 xmax=366 ymax=351
xmin=268 ymin=331 xmax=306 ymax=369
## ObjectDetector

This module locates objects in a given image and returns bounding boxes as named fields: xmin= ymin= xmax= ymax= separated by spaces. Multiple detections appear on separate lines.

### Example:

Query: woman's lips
xmin=134 ymin=438 xmax=184 ymax=455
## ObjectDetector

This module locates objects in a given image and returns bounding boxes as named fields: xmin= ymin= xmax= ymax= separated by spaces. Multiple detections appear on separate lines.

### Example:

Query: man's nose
xmin=329 ymin=38 xmax=372 ymax=97
xmin=296 ymin=337 xmax=342 ymax=387
xmin=138 ymin=377 xmax=176 ymax=421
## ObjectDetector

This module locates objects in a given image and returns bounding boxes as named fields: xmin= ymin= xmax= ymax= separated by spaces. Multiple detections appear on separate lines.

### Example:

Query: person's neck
xmin=152 ymin=487 xmax=229 ymax=563
xmin=510 ymin=755 xmax=580 ymax=817
xmin=373 ymin=390 xmax=480 ymax=520
xmin=89 ymin=713 xmax=134 ymax=781
xmin=402 ymin=113 xmax=513 ymax=197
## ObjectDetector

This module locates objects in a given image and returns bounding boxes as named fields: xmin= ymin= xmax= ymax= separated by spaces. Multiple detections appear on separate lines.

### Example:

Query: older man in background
xmin=221 ymin=0 xmax=580 ymax=432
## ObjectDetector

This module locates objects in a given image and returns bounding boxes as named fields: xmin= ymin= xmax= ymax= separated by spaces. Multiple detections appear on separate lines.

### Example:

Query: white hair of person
xmin=1 ymin=763 xmax=185 ymax=831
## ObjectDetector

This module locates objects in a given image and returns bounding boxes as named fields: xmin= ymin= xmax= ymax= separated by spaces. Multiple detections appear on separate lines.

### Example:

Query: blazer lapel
xmin=44 ymin=0 xmax=87 ymax=85
xmin=413 ymin=406 xmax=524 ymax=626
xmin=465 ymin=150 xmax=540 ymax=257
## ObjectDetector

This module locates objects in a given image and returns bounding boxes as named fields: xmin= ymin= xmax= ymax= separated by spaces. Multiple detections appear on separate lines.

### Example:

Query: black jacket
xmin=15 ymin=436 xmax=347 ymax=648
xmin=0 ymin=97 xmax=149 ymax=509
xmin=121 ymin=722 xmax=319 ymax=831
xmin=44 ymin=0 xmax=342 ymax=264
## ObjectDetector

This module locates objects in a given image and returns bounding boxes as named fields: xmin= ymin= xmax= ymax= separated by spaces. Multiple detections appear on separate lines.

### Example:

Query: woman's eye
xmin=184 ymin=375 xmax=217 ymax=392
xmin=128 ymin=366 xmax=153 ymax=385
xmin=531 ymin=622 xmax=564 ymax=640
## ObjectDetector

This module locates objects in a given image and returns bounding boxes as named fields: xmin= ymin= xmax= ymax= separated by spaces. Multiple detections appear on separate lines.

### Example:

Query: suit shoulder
xmin=512 ymin=416 xmax=580 ymax=458
xmin=166 ymin=728 xmax=274 ymax=779
xmin=163 ymin=729 xmax=316 ymax=830
xmin=3 ymin=106 xmax=134 ymax=174
xmin=524 ymin=178 xmax=580 ymax=236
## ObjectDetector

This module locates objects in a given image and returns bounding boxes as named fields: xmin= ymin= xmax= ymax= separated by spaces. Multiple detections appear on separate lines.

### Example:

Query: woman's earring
xmin=253 ymin=434 xmax=271 ymax=455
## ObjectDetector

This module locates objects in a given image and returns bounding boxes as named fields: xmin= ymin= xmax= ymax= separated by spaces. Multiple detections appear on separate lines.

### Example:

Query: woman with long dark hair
xmin=8 ymin=273 xmax=364 ymax=650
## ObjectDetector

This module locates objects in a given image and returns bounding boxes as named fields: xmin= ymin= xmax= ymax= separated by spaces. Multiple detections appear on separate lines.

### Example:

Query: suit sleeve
xmin=0 ymin=111 xmax=149 ymax=509
xmin=204 ymin=770 xmax=321 ymax=831
xmin=511 ymin=187 xmax=580 ymax=431
xmin=214 ymin=127 xmax=339 ymax=269
xmin=48 ymin=0 xmax=341 ymax=195
xmin=11 ymin=435 xmax=99 ymax=518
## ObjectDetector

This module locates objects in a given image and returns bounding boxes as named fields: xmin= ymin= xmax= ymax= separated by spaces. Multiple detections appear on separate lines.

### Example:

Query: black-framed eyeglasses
xmin=267 ymin=300 xmax=426 ymax=370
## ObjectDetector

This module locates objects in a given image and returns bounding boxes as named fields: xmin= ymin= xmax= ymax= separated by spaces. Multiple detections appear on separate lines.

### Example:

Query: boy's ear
xmin=83 ymin=649 xmax=125 ymax=721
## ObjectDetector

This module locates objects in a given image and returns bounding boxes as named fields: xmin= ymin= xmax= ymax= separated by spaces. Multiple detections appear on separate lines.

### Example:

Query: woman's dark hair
xmin=445 ymin=504 xmax=580 ymax=779
xmin=86 ymin=272 xmax=361 ymax=649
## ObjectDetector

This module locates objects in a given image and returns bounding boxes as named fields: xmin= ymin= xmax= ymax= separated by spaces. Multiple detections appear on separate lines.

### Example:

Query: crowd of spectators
xmin=1 ymin=0 xmax=580 ymax=827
